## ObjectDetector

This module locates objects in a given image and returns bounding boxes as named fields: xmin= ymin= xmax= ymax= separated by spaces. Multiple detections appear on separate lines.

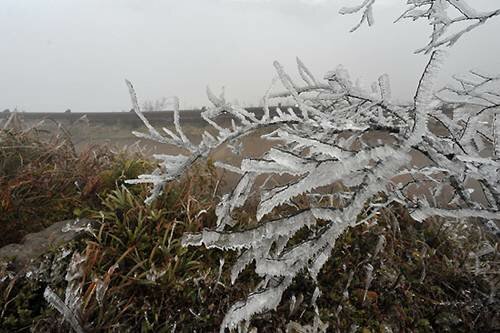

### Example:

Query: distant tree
xmin=141 ymin=97 xmax=168 ymax=111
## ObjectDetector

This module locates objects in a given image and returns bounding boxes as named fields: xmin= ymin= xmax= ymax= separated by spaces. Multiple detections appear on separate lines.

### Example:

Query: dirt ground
xmin=8 ymin=111 xmax=489 ymax=205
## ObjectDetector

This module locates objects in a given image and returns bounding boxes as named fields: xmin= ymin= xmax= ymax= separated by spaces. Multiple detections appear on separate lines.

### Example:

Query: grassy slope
xmin=0 ymin=128 xmax=151 ymax=246
xmin=0 ymin=129 xmax=498 ymax=332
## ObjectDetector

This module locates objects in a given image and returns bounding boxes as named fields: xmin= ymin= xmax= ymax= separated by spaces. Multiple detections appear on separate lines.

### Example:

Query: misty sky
xmin=1 ymin=0 xmax=500 ymax=112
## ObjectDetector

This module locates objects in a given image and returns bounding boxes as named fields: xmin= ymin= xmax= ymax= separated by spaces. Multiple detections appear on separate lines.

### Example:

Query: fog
xmin=1 ymin=0 xmax=499 ymax=112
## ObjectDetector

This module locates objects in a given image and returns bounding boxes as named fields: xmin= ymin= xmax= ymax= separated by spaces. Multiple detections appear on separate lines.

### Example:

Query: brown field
xmin=2 ymin=110 xmax=489 ymax=205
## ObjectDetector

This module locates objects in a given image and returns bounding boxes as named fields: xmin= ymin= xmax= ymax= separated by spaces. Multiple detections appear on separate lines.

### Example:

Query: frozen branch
xmin=341 ymin=0 xmax=500 ymax=53
xmin=123 ymin=5 xmax=500 ymax=329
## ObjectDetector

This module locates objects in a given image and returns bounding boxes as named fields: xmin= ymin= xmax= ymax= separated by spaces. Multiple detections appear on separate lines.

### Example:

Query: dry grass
xmin=0 ymin=129 xmax=498 ymax=332
xmin=0 ymin=128 xmax=151 ymax=246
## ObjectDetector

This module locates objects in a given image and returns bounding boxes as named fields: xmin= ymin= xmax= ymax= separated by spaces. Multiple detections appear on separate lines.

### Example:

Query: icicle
xmin=296 ymin=57 xmax=318 ymax=86
xmin=44 ymin=287 xmax=85 ymax=333
xmin=372 ymin=234 xmax=386 ymax=258
xmin=95 ymin=264 xmax=118 ymax=306
xmin=182 ymin=209 xmax=319 ymax=250
xmin=378 ymin=74 xmax=391 ymax=101
xmin=220 ymin=278 xmax=292 ymax=333
xmin=44 ymin=251 xmax=86 ymax=333
xmin=362 ymin=263 xmax=374 ymax=303
xmin=207 ymin=86 xmax=224 ymax=107
xmin=411 ymin=207 xmax=500 ymax=222
xmin=495 ymin=113 xmax=500 ymax=158
xmin=172 ymin=96 xmax=192 ymax=149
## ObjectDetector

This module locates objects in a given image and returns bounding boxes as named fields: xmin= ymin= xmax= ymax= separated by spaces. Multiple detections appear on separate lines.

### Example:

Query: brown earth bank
xmin=2 ymin=108 xmax=492 ymax=203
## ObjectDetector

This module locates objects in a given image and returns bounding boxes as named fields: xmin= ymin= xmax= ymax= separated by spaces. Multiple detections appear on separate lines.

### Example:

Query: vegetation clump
xmin=0 ymin=133 xmax=497 ymax=331
xmin=0 ymin=127 xmax=151 ymax=246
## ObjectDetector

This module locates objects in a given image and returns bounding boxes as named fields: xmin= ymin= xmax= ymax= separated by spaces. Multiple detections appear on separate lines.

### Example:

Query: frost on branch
xmin=339 ymin=0 xmax=375 ymax=32
xmin=126 ymin=46 xmax=500 ymax=330
xmin=44 ymin=251 xmax=86 ymax=333
xmin=123 ymin=3 xmax=500 ymax=327
xmin=124 ymin=78 xmax=304 ymax=205
xmin=341 ymin=0 xmax=500 ymax=53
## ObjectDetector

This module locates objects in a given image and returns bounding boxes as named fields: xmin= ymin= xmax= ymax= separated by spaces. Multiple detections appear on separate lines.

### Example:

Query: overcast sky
xmin=1 ymin=0 xmax=500 ymax=112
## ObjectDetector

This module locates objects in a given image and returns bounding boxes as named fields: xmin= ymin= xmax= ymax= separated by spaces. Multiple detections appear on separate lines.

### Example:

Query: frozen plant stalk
xmin=125 ymin=1 xmax=500 ymax=331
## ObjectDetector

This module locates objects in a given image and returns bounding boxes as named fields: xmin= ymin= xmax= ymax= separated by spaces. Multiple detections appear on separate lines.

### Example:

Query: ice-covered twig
xmin=339 ymin=0 xmax=376 ymax=32
xmin=127 ymin=47 xmax=500 ymax=331
xmin=44 ymin=251 xmax=86 ymax=333
xmin=341 ymin=0 xmax=500 ymax=54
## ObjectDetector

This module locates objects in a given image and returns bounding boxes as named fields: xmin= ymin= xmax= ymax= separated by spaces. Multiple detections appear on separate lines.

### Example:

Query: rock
xmin=0 ymin=219 xmax=95 ymax=271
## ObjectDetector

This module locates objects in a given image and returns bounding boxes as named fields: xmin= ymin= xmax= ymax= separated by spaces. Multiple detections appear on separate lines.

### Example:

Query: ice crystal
xmin=342 ymin=0 xmax=500 ymax=53
xmin=124 ymin=1 xmax=500 ymax=330
xmin=44 ymin=251 xmax=86 ymax=333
